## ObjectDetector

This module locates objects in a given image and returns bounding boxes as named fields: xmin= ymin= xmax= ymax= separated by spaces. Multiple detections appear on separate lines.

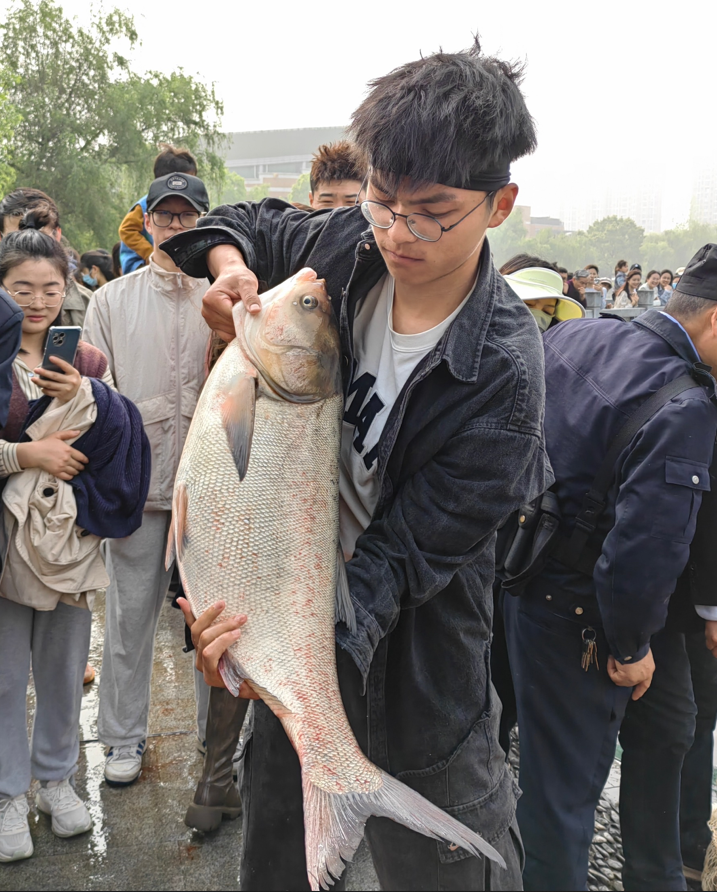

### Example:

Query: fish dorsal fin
xmin=221 ymin=373 xmax=256 ymax=481
xmin=335 ymin=546 xmax=357 ymax=634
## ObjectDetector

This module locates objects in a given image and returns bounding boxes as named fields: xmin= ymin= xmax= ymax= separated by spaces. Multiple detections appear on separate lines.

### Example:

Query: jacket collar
xmin=634 ymin=309 xmax=716 ymax=392
xmin=147 ymin=257 xmax=205 ymax=294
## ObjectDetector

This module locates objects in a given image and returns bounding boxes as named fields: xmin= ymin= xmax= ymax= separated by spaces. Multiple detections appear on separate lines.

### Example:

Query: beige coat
xmin=0 ymin=378 xmax=108 ymax=611
xmin=82 ymin=259 xmax=210 ymax=511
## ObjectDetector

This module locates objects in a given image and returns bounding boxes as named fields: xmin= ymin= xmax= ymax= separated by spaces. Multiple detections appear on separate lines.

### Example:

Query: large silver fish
xmin=167 ymin=268 xmax=504 ymax=889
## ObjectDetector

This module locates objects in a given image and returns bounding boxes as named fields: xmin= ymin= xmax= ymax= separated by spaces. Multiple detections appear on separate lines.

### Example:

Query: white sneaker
xmin=104 ymin=740 xmax=146 ymax=786
xmin=36 ymin=780 xmax=92 ymax=839
xmin=0 ymin=795 xmax=33 ymax=862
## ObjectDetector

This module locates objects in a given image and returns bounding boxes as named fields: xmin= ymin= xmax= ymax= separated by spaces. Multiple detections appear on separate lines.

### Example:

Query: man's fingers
xmin=631 ymin=679 xmax=651 ymax=701
xmin=176 ymin=597 xmax=195 ymax=628
xmin=238 ymin=681 xmax=261 ymax=701
xmin=199 ymin=628 xmax=244 ymax=687
xmin=68 ymin=448 xmax=89 ymax=463
xmin=190 ymin=600 xmax=228 ymax=639
xmin=196 ymin=615 xmax=247 ymax=654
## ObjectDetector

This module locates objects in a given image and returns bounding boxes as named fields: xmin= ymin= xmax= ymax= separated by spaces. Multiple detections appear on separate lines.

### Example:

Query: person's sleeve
xmin=82 ymin=293 xmax=116 ymax=380
xmin=119 ymin=205 xmax=153 ymax=262
xmin=0 ymin=304 xmax=23 ymax=428
xmin=337 ymin=424 xmax=551 ymax=680
xmin=162 ymin=198 xmax=341 ymax=287
xmin=0 ymin=440 xmax=22 ymax=478
xmin=594 ymin=393 xmax=717 ymax=664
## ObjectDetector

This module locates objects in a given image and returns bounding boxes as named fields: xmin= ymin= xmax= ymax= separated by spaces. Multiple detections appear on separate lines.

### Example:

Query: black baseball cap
xmin=674 ymin=244 xmax=717 ymax=301
xmin=147 ymin=173 xmax=210 ymax=213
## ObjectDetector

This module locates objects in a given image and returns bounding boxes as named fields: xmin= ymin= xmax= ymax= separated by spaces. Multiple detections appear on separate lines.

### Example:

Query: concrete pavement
xmin=0 ymin=591 xmax=378 ymax=892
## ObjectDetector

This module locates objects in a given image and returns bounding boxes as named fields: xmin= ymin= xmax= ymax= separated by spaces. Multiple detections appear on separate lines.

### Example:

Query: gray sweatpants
xmin=0 ymin=597 xmax=92 ymax=798
xmin=98 ymin=511 xmax=209 ymax=747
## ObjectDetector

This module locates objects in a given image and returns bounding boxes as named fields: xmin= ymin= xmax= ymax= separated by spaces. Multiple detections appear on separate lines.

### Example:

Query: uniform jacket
xmin=0 ymin=289 xmax=23 ymax=428
xmin=82 ymin=259 xmax=209 ymax=511
xmin=164 ymin=199 xmax=552 ymax=847
xmin=534 ymin=310 xmax=717 ymax=663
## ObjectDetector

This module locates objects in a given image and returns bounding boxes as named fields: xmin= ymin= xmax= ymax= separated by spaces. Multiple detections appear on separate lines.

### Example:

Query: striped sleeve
xmin=0 ymin=440 xmax=22 ymax=478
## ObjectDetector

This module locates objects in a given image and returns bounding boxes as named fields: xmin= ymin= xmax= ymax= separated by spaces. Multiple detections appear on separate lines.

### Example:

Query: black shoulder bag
xmin=500 ymin=374 xmax=700 ymax=596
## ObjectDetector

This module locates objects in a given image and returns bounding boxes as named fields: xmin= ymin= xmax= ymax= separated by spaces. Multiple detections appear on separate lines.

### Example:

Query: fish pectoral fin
xmin=221 ymin=374 xmax=256 ymax=481
xmin=165 ymin=512 xmax=176 ymax=571
xmin=166 ymin=482 xmax=189 ymax=569
xmin=335 ymin=546 xmax=357 ymax=634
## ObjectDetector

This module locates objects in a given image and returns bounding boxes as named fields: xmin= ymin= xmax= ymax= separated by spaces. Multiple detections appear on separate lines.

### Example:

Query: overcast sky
xmin=6 ymin=0 xmax=717 ymax=226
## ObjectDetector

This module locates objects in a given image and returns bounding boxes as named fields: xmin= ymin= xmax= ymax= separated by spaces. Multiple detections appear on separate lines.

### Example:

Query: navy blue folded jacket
xmin=22 ymin=378 xmax=151 ymax=538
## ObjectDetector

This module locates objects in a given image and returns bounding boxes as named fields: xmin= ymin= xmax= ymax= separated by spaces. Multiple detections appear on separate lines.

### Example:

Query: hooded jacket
xmin=82 ymin=258 xmax=209 ymax=511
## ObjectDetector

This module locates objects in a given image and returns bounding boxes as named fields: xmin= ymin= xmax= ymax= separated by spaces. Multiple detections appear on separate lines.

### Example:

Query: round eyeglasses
xmin=9 ymin=290 xmax=65 ymax=308
xmin=359 ymin=192 xmax=494 ymax=243
xmin=150 ymin=210 xmax=201 ymax=229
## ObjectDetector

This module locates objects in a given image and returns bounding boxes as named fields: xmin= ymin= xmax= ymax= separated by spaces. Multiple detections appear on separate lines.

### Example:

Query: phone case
xmin=41 ymin=326 xmax=82 ymax=373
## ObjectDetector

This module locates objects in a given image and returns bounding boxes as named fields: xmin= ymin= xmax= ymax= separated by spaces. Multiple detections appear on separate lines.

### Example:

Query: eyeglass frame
xmin=7 ymin=289 xmax=65 ymax=308
xmin=357 ymin=178 xmax=496 ymax=243
xmin=148 ymin=209 xmax=204 ymax=229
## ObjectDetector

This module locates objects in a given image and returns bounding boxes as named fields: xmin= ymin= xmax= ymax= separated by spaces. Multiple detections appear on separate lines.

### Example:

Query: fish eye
xmin=301 ymin=295 xmax=318 ymax=309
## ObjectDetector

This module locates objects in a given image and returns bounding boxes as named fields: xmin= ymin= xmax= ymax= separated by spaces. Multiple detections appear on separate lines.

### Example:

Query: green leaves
xmin=491 ymin=209 xmax=717 ymax=274
xmin=289 ymin=173 xmax=311 ymax=205
xmin=0 ymin=0 xmax=225 ymax=251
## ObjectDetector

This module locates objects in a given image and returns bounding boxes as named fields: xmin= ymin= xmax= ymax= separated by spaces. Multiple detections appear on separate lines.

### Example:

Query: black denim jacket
xmin=165 ymin=199 xmax=552 ymax=846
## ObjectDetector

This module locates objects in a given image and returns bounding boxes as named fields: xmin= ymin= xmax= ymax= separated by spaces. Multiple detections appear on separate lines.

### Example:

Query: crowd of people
xmin=0 ymin=36 xmax=715 ymax=892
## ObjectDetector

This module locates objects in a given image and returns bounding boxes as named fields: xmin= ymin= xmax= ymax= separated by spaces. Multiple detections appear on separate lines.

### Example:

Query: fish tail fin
xmin=302 ymin=769 xmax=506 ymax=891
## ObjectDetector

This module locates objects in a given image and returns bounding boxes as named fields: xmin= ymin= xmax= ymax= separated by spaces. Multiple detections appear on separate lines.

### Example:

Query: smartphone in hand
xmin=41 ymin=326 xmax=82 ymax=375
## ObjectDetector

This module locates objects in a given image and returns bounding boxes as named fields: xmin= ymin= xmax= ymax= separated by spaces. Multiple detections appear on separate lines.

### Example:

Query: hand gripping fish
xmin=167 ymin=268 xmax=505 ymax=889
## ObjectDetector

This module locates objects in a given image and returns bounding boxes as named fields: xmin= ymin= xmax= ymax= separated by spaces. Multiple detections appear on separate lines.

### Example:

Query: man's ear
xmin=308 ymin=192 xmax=316 ymax=209
xmin=709 ymin=305 xmax=717 ymax=338
xmin=54 ymin=227 xmax=62 ymax=244
xmin=487 ymin=184 xmax=519 ymax=230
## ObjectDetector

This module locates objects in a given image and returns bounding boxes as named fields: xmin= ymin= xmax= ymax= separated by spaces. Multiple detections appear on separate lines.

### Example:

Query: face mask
xmin=83 ymin=274 xmax=97 ymax=288
xmin=529 ymin=307 xmax=553 ymax=332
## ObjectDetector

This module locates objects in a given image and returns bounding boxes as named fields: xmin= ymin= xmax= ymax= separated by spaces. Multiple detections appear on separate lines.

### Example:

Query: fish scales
xmin=169 ymin=269 xmax=504 ymax=889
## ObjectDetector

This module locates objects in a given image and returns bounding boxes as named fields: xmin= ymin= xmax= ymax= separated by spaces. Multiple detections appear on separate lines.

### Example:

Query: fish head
xmin=240 ymin=268 xmax=341 ymax=402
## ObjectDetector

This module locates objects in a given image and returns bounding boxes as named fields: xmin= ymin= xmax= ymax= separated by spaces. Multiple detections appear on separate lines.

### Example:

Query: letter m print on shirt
xmin=344 ymin=372 xmax=384 ymax=469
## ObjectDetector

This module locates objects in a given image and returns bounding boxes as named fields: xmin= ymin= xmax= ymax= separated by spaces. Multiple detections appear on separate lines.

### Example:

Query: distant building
xmin=560 ymin=183 xmax=662 ymax=233
xmin=692 ymin=162 xmax=717 ymax=225
xmin=514 ymin=205 xmax=565 ymax=238
xmin=224 ymin=126 xmax=347 ymax=199
xmin=527 ymin=215 xmax=564 ymax=238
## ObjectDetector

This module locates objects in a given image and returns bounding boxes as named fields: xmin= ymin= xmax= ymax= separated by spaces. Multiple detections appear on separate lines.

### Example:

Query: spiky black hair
xmin=310 ymin=141 xmax=367 ymax=192
xmin=349 ymin=36 xmax=537 ymax=193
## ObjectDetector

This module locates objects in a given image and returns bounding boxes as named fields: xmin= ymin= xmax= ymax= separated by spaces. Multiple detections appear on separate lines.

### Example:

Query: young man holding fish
xmin=167 ymin=38 xmax=549 ymax=891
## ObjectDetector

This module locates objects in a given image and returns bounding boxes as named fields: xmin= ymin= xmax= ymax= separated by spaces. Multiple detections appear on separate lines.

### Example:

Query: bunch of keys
xmin=581 ymin=626 xmax=599 ymax=671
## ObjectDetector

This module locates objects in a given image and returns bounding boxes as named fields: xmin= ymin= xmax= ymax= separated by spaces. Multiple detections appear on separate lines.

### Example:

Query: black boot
xmin=185 ymin=686 xmax=249 ymax=831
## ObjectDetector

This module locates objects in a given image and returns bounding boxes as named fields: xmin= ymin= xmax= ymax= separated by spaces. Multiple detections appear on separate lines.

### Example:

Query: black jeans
xmin=681 ymin=630 xmax=717 ymax=870
xmin=504 ymin=586 xmax=632 ymax=892
xmin=239 ymin=648 xmax=525 ymax=891
xmin=619 ymin=627 xmax=717 ymax=890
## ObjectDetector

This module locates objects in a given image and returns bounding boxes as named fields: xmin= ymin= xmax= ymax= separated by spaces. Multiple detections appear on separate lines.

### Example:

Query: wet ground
xmin=1 ymin=591 xmax=378 ymax=892
xmin=5 ymin=588 xmax=708 ymax=891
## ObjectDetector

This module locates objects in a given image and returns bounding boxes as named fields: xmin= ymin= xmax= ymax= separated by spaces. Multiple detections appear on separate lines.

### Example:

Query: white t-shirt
xmin=339 ymin=274 xmax=470 ymax=557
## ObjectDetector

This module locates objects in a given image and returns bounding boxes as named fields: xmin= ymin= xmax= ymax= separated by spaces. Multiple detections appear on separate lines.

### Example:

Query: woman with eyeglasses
xmin=0 ymin=213 xmax=150 ymax=863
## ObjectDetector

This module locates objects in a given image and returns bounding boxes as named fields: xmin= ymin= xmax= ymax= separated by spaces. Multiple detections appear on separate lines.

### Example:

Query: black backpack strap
xmin=554 ymin=374 xmax=702 ymax=572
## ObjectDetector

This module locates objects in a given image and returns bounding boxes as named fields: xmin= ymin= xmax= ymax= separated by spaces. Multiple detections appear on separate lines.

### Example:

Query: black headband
xmin=370 ymin=165 xmax=512 ymax=194
xmin=448 ymin=169 xmax=512 ymax=192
